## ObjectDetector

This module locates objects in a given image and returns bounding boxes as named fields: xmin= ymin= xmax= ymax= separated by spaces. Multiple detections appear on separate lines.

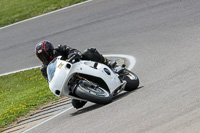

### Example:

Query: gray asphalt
xmin=1 ymin=0 xmax=200 ymax=132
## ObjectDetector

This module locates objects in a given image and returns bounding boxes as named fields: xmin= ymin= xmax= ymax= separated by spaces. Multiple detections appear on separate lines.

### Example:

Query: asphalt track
xmin=1 ymin=0 xmax=200 ymax=132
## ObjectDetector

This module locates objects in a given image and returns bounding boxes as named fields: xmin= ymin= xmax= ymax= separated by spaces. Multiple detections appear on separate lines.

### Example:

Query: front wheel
xmin=75 ymin=80 xmax=112 ymax=104
xmin=120 ymin=69 xmax=139 ymax=91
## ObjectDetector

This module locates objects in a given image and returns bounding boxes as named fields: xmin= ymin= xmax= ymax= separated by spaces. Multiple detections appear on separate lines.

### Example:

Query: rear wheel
xmin=120 ymin=69 xmax=139 ymax=91
xmin=75 ymin=80 xmax=112 ymax=104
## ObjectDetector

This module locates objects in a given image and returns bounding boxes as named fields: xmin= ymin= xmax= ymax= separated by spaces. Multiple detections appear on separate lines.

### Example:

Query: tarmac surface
xmin=1 ymin=0 xmax=200 ymax=132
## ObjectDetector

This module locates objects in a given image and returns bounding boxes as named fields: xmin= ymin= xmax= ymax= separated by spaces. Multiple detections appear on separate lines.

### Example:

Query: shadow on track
xmin=71 ymin=86 xmax=143 ymax=116
xmin=70 ymin=103 xmax=104 ymax=116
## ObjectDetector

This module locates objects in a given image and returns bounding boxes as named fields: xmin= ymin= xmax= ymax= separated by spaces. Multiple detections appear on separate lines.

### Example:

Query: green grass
xmin=0 ymin=0 xmax=87 ymax=128
xmin=0 ymin=0 xmax=87 ymax=27
xmin=0 ymin=68 xmax=58 ymax=128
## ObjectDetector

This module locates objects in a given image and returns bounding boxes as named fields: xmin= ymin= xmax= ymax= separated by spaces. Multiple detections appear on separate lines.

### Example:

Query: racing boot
xmin=72 ymin=99 xmax=87 ymax=109
xmin=104 ymin=58 xmax=117 ymax=69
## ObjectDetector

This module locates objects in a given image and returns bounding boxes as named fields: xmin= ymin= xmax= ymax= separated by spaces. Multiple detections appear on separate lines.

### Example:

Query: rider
xmin=35 ymin=40 xmax=116 ymax=109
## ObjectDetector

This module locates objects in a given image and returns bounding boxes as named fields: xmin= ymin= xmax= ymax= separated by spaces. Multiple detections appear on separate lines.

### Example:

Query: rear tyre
xmin=121 ymin=69 xmax=139 ymax=91
xmin=75 ymin=81 xmax=112 ymax=104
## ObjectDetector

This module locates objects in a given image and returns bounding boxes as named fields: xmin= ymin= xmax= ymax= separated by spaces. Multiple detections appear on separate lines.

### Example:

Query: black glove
xmin=68 ymin=50 xmax=82 ymax=60
xmin=55 ymin=45 xmax=68 ymax=54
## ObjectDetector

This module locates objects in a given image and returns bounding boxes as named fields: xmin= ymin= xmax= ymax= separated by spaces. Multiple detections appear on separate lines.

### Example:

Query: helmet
xmin=35 ymin=41 xmax=55 ymax=65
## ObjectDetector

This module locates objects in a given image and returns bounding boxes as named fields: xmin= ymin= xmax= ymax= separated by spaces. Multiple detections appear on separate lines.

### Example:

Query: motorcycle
xmin=47 ymin=55 xmax=139 ymax=105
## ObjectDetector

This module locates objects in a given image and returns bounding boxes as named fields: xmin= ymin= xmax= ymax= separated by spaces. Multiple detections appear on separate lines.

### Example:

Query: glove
xmin=55 ymin=45 xmax=67 ymax=54
xmin=68 ymin=50 xmax=82 ymax=60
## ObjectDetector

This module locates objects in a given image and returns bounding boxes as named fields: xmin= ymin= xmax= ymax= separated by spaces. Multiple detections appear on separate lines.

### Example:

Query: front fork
xmin=112 ymin=80 xmax=127 ymax=96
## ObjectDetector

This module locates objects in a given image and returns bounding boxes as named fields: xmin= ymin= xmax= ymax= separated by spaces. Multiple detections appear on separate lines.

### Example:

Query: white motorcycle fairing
xmin=47 ymin=56 xmax=126 ymax=101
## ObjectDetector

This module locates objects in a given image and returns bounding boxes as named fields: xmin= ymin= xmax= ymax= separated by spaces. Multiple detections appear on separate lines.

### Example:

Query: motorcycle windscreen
xmin=47 ymin=58 xmax=57 ymax=81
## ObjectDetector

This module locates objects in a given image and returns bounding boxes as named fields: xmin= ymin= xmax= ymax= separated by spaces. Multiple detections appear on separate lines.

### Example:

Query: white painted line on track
xmin=0 ymin=0 xmax=93 ymax=30
xmin=104 ymin=54 xmax=136 ymax=70
xmin=22 ymin=107 xmax=73 ymax=133
xmin=0 ymin=66 xmax=41 ymax=77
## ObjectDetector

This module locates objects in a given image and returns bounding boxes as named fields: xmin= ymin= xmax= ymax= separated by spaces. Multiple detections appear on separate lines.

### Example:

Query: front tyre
xmin=75 ymin=81 xmax=112 ymax=104
xmin=121 ymin=69 xmax=139 ymax=91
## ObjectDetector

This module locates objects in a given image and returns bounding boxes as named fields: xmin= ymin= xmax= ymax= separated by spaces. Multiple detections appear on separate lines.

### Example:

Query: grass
xmin=0 ymin=0 xmax=87 ymax=27
xmin=0 ymin=0 xmax=87 ymax=129
xmin=0 ymin=68 xmax=58 ymax=128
